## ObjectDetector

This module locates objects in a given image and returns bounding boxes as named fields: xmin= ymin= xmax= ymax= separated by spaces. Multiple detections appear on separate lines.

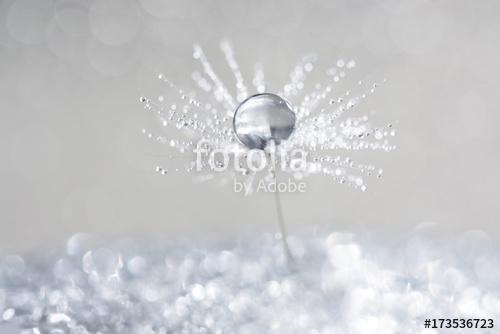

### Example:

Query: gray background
xmin=1 ymin=0 xmax=499 ymax=252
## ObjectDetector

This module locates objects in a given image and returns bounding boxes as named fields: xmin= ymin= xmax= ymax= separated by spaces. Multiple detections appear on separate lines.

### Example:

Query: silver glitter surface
xmin=1 ymin=228 xmax=500 ymax=333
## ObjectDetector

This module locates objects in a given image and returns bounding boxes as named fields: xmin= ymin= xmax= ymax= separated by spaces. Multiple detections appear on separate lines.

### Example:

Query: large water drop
xmin=233 ymin=93 xmax=296 ymax=150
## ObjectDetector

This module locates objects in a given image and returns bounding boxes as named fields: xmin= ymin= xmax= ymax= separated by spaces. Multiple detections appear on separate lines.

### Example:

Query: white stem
xmin=273 ymin=160 xmax=294 ymax=264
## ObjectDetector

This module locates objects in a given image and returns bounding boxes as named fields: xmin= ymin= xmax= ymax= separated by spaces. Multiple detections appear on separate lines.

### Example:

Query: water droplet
xmin=233 ymin=93 xmax=296 ymax=150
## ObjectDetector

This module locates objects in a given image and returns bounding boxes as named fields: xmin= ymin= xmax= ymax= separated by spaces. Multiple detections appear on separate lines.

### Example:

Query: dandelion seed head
xmin=140 ymin=42 xmax=396 ymax=193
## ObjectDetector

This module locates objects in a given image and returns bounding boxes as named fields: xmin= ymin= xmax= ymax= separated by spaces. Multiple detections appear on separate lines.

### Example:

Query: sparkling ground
xmin=1 ymin=225 xmax=500 ymax=334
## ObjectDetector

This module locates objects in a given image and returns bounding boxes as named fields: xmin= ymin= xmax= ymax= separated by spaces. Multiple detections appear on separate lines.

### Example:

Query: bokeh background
xmin=1 ymin=0 xmax=499 ymax=252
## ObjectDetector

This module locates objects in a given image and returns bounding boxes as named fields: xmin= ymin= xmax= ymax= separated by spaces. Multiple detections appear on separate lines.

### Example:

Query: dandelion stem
xmin=273 ymin=170 xmax=294 ymax=264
